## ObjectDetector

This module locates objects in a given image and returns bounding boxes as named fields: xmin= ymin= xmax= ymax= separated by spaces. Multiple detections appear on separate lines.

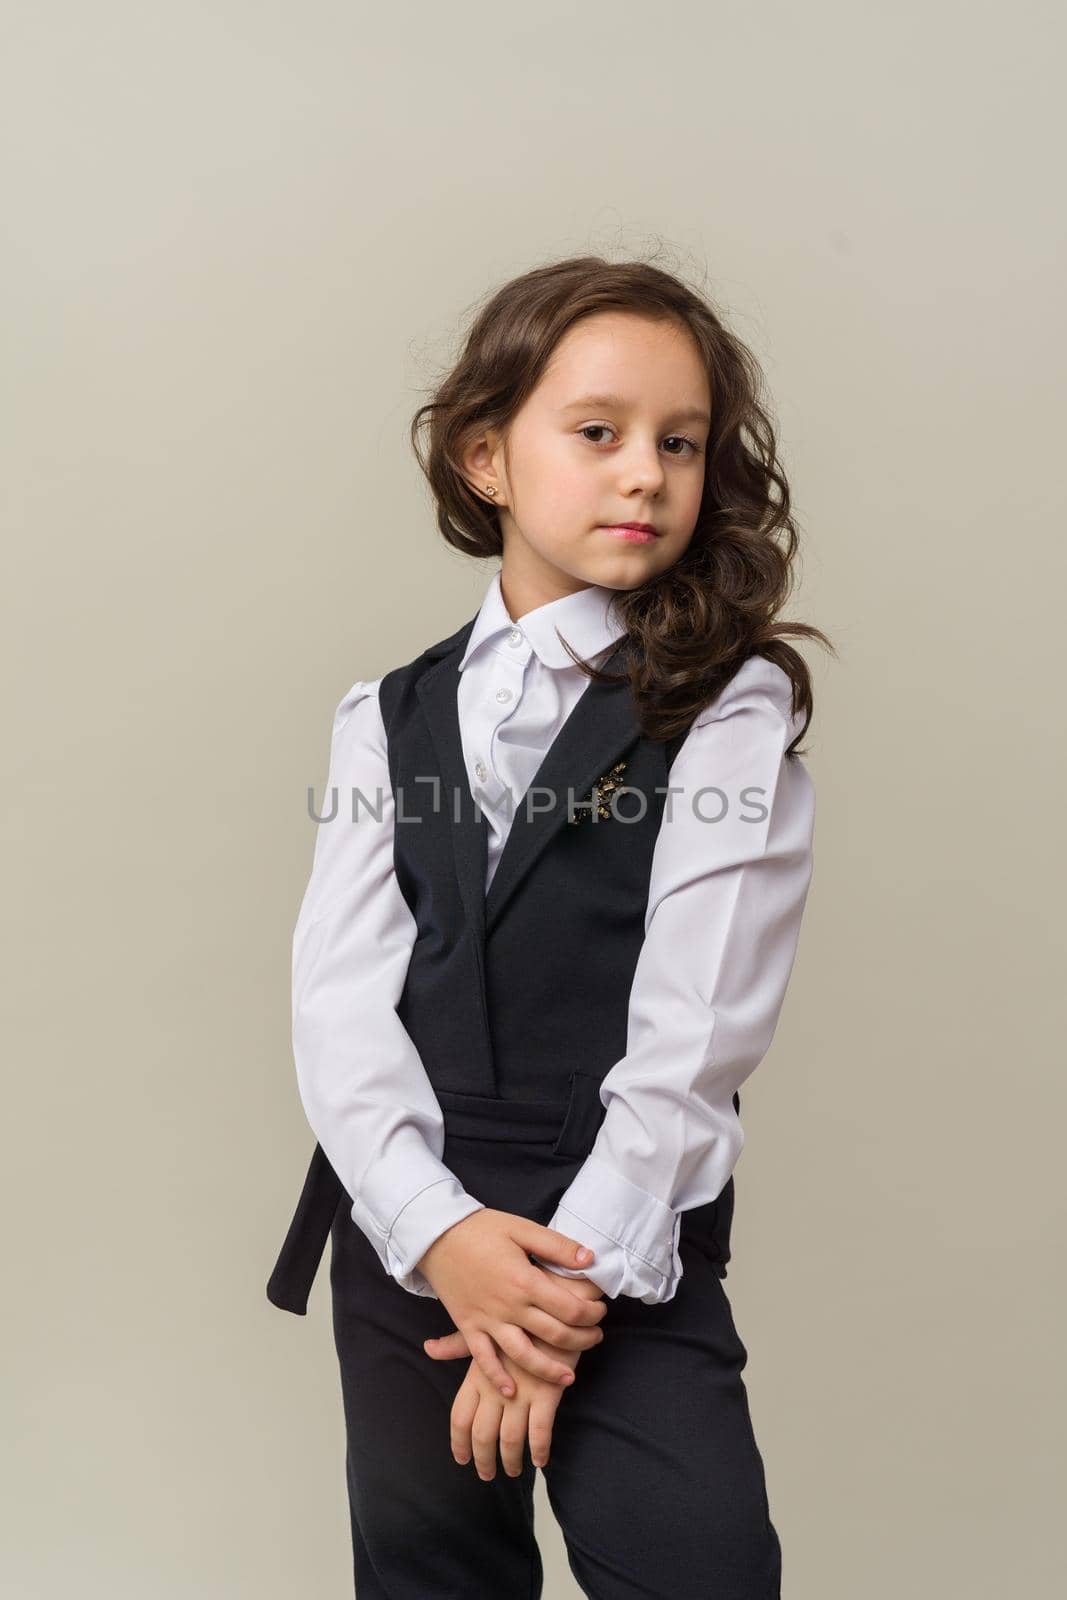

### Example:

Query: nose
xmin=615 ymin=440 xmax=667 ymax=497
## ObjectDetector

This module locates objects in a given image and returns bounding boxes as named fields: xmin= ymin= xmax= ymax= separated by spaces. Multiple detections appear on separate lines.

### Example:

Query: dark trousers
xmin=326 ymin=1087 xmax=782 ymax=1599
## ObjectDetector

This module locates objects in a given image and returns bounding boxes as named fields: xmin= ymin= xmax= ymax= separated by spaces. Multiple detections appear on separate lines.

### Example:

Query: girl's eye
xmin=664 ymin=433 xmax=702 ymax=457
xmin=578 ymin=425 xmax=702 ymax=457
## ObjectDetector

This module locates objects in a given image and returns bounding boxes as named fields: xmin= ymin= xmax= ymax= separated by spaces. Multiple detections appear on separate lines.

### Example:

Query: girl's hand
xmin=423 ymin=1263 xmax=607 ymax=1368
xmin=415 ymin=1210 xmax=608 ymax=1398
xmin=450 ymin=1338 xmax=582 ymax=1479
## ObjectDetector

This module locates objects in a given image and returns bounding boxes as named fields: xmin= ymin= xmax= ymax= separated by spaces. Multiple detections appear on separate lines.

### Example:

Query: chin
xmin=599 ymin=550 xmax=669 ymax=581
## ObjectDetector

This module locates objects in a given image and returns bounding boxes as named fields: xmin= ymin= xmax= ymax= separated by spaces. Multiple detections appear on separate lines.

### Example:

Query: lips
xmin=599 ymin=522 xmax=660 ymax=544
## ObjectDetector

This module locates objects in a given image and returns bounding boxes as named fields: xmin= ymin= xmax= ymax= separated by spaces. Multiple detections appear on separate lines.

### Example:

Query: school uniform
xmin=268 ymin=571 xmax=815 ymax=1598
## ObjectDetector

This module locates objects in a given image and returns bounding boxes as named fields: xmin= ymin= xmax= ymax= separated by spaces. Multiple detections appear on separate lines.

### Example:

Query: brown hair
xmin=409 ymin=253 xmax=834 ymax=757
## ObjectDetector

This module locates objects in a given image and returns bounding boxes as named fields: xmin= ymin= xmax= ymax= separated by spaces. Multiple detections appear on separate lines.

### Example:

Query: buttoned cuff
xmin=350 ymin=1145 xmax=486 ymax=1298
xmin=533 ymin=1155 xmax=683 ymax=1305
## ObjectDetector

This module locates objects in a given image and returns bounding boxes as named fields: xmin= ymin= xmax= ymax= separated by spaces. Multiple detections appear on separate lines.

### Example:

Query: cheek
xmin=545 ymin=464 xmax=594 ymax=521
xmin=678 ymin=469 xmax=706 ymax=527
xmin=520 ymin=442 xmax=596 ymax=527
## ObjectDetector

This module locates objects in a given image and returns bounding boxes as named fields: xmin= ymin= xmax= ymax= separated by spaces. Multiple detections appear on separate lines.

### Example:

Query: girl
xmin=267 ymin=255 xmax=831 ymax=1599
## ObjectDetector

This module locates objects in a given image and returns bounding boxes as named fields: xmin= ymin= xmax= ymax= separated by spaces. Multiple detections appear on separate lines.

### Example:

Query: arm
xmin=532 ymin=656 xmax=816 ymax=1304
xmin=292 ymin=679 xmax=485 ymax=1297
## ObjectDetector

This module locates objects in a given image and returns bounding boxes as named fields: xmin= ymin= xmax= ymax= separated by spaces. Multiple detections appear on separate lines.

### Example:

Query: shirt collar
xmin=458 ymin=569 xmax=628 ymax=673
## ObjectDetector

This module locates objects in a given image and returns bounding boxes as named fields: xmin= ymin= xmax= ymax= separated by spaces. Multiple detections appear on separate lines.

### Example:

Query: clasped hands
xmin=415 ymin=1208 xmax=607 ymax=1480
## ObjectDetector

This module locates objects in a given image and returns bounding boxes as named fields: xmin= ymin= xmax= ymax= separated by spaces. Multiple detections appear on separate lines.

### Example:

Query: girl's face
xmin=463 ymin=311 xmax=711 ymax=606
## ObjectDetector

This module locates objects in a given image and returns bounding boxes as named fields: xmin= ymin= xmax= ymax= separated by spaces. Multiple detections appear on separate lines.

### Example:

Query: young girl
xmin=267 ymin=254 xmax=830 ymax=1599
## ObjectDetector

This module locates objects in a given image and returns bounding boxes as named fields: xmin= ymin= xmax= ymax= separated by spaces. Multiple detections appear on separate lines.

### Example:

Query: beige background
xmin=4 ymin=2 xmax=1064 ymax=1595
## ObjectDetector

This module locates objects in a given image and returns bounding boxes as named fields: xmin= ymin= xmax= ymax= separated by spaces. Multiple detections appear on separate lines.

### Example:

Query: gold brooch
xmin=569 ymin=759 xmax=628 ymax=823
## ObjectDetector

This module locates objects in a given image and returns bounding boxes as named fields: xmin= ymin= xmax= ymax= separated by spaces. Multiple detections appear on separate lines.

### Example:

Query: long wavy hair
xmin=409 ymin=254 xmax=833 ymax=757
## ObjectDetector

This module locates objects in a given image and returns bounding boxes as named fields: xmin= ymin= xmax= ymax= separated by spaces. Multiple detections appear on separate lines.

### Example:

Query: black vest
xmin=267 ymin=614 xmax=739 ymax=1313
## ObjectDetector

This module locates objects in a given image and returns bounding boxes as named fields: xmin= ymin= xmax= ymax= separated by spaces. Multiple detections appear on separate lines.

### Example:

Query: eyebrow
xmin=558 ymin=392 xmax=712 ymax=426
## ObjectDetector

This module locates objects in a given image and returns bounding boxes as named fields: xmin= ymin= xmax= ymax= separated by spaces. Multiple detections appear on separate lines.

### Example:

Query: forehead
xmin=536 ymin=313 xmax=710 ymax=413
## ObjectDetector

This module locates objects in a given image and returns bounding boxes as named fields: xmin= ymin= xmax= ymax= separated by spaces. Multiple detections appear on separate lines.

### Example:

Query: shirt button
xmin=507 ymin=628 xmax=523 ymax=647
xmin=474 ymin=761 xmax=487 ymax=781
xmin=495 ymin=687 xmax=512 ymax=703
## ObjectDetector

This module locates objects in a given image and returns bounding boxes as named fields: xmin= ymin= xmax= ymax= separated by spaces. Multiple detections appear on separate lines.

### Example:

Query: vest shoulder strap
xmin=377 ymin=614 xmax=479 ymax=733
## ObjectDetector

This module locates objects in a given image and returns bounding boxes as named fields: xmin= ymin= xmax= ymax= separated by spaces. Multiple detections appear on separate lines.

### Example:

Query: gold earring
xmin=485 ymin=484 xmax=497 ymax=498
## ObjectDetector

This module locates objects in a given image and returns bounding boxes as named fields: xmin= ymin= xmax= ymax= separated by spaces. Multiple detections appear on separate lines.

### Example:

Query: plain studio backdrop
xmin=3 ymin=3 xmax=1063 ymax=1596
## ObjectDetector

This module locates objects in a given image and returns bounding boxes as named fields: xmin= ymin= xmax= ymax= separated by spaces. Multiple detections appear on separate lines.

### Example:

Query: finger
xmin=527 ymin=1270 xmax=609 ymax=1327
xmin=515 ymin=1220 xmax=595 ymax=1272
xmin=423 ymin=1331 xmax=470 ymax=1361
xmin=499 ymin=1403 xmax=531 ymax=1479
xmin=519 ymin=1307 xmax=606 ymax=1352
xmin=492 ymin=1323 xmax=577 ymax=1388
xmin=467 ymin=1328 xmax=517 ymax=1399
xmin=450 ymin=1384 xmax=479 ymax=1467
xmin=528 ymin=1398 xmax=557 ymax=1470
xmin=471 ymin=1397 xmax=504 ymax=1482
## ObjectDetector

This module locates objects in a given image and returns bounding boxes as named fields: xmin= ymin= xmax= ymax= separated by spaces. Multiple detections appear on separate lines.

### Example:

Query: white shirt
xmin=291 ymin=571 xmax=816 ymax=1304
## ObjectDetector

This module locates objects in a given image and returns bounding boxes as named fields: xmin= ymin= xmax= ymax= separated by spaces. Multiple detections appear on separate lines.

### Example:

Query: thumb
xmin=517 ymin=1221 xmax=595 ymax=1270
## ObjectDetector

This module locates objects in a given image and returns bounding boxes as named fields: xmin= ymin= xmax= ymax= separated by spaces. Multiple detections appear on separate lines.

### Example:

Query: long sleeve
xmin=292 ymin=679 xmax=485 ymax=1297
xmin=532 ymin=656 xmax=816 ymax=1304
